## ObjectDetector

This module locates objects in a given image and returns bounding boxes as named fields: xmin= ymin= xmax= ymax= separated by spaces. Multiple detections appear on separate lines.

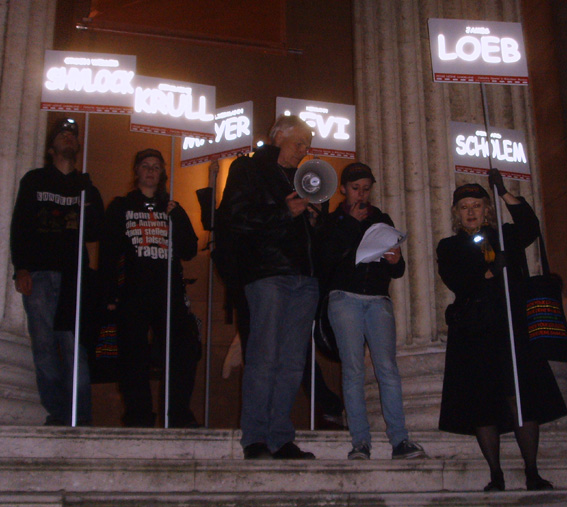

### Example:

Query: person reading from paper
xmin=99 ymin=149 xmax=200 ymax=428
xmin=316 ymin=162 xmax=424 ymax=460
xmin=436 ymin=169 xmax=566 ymax=492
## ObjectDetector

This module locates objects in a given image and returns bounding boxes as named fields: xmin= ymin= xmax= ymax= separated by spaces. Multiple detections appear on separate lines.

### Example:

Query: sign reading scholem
xmin=41 ymin=50 xmax=137 ymax=114
xmin=450 ymin=121 xmax=531 ymax=180
xmin=276 ymin=97 xmax=356 ymax=159
xmin=428 ymin=19 xmax=528 ymax=85
xmin=130 ymin=75 xmax=215 ymax=139
xmin=180 ymin=102 xmax=253 ymax=167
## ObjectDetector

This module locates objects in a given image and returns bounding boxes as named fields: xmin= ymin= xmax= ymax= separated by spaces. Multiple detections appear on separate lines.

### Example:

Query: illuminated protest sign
xmin=180 ymin=101 xmax=253 ymax=167
xmin=41 ymin=50 xmax=137 ymax=114
xmin=130 ymin=76 xmax=215 ymax=139
xmin=450 ymin=121 xmax=530 ymax=180
xmin=428 ymin=19 xmax=528 ymax=85
xmin=276 ymin=97 xmax=356 ymax=159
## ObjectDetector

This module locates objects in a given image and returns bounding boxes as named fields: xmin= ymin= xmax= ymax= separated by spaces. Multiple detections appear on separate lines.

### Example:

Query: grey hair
xmin=268 ymin=114 xmax=313 ymax=143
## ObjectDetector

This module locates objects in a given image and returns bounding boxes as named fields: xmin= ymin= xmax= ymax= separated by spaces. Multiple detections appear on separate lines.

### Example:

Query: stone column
xmin=351 ymin=0 xmax=552 ymax=432
xmin=0 ymin=0 xmax=57 ymax=424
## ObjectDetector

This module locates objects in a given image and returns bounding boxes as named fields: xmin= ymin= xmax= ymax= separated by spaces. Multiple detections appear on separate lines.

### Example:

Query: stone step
xmin=2 ymin=490 xmax=567 ymax=507
xmin=1 ymin=427 xmax=566 ymax=506
xmin=1 ymin=426 xmax=566 ymax=461
xmin=1 ymin=455 xmax=566 ymax=492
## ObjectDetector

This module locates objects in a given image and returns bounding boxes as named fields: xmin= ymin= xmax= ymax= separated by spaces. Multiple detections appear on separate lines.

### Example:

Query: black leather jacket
xmin=216 ymin=145 xmax=316 ymax=286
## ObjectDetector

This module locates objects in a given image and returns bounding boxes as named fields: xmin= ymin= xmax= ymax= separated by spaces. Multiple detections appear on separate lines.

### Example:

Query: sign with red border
xmin=41 ymin=50 xmax=137 ymax=114
xmin=428 ymin=19 xmax=528 ymax=86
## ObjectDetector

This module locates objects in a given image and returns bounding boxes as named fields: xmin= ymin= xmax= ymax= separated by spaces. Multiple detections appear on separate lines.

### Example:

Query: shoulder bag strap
xmin=537 ymin=228 xmax=551 ymax=276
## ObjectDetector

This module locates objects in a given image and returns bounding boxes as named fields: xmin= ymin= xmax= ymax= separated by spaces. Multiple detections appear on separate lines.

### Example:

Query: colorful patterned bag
xmin=526 ymin=235 xmax=567 ymax=362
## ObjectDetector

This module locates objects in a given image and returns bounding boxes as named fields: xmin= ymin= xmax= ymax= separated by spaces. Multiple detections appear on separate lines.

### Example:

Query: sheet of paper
xmin=355 ymin=223 xmax=408 ymax=264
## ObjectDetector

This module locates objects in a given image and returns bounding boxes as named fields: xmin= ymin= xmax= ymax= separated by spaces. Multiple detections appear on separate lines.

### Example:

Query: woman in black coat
xmin=437 ymin=169 xmax=566 ymax=492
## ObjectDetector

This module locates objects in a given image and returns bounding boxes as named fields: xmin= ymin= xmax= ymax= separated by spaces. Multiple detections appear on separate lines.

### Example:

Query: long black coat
xmin=437 ymin=198 xmax=566 ymax=435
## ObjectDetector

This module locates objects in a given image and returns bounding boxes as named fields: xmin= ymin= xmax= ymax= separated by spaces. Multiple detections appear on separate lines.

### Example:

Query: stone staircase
xmin=0 ymin=426 xmax=566 ymax=506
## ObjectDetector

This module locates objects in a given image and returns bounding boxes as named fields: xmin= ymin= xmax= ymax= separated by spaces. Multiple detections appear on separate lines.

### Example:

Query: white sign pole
xmin=71 ymin=113 xmax=89 ymax=427
xmin=310 ymin=328 xmax=316 ymax=431
xmin=164 ymin=137 xmax=176 ymax=429
xmin=204 ymin=161 xmax=219 ymax=428
xmin=480 ymin=84 xmax=523 ymax=426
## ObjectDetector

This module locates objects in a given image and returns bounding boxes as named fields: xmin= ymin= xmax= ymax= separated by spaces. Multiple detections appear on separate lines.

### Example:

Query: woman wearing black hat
xmin=100 ymin=149 xmax=200 ymax=428
xmin=437 ymin=169 xmax=566 ymax=491
xmin=317 ymin=162 xmax=424 ymax=461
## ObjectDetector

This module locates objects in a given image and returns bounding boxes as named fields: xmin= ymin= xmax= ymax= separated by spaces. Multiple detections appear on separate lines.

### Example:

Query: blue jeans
xmin=23 ymin=271 xmax=92 ymax=425
xmin=328 ymin=290 xmax=408 ymax=448
xmin=241 ymin=275 xmax=319 ymax=451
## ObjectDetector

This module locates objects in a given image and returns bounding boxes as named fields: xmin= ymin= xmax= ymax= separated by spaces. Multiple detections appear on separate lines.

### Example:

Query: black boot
xmin=484 ymin=470 xmax=505 ymax=492
xmin=525 ymin=467 xmax=553 ymax=491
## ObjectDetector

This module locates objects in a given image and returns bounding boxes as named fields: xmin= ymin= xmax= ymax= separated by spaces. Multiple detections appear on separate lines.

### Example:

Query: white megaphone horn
xmin=293 ymin=159 xmax=338 ymax=204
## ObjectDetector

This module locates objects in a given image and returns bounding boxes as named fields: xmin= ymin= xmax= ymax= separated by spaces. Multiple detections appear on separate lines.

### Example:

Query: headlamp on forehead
xmin=59 ymin=118 xmax=78 ymax=135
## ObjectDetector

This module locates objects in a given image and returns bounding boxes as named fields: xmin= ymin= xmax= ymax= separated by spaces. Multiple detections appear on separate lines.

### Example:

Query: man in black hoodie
xmin=11 ymin=118 xmax=104 ymax=426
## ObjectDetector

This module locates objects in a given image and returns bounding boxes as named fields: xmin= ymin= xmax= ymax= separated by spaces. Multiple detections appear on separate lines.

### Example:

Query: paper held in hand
xmin=355 ymin=223 xmax=408 ymax=265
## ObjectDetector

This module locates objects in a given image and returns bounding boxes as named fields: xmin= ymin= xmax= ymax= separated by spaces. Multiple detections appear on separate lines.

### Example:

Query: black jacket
xmin=316 ymin=203 xmax=405 ymax=296
xmin=216 ymin=145 xmax=316 ymax=286
xmin=10 ymin=165 xmax=103 ymax=273
xmin=99 ymin=189 xmax=198 ymax=304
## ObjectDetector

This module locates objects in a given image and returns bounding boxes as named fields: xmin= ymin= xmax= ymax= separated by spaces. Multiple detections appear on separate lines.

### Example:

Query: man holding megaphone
xmin=219 ymin=115 xmax=320 ymax=460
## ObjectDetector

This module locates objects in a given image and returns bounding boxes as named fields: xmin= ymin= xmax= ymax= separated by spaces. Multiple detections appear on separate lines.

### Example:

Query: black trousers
xmin=117 ymin=287 xmax=199 ymax=426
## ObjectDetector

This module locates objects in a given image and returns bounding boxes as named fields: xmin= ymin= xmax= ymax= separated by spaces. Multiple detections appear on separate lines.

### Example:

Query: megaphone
xmin=293 ymin=159 xmax=338 ymax=204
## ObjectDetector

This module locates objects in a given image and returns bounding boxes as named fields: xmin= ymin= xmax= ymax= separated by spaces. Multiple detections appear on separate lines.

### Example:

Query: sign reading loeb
xmin=450 ymin=121 xmax=530 ymax=180
xmin=130 ymin=75 xmax=215 ymax=139
xmin=180 ymin=101 xmax=253 ymax=166
xmin=276 ymin=97 xmax=355 ymax=159
xmin=428 ymin=19 xmax=528 ymax=85
xmin=41 ymin=50 xmax=137 ymax=114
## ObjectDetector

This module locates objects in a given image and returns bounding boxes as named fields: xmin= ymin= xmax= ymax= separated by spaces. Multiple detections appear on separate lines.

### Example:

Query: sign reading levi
xmin=428 ymin=19 xmax=528 ymax=85
xmin=181 ymin=101 xmax=253 ymax=167
xmin=276 ymin=97 xmax=356 ymax=159
xmin=41 ymin=50 xmax=137 ymax=114
xmin=450 ymin=121 xmax=531 ymax=180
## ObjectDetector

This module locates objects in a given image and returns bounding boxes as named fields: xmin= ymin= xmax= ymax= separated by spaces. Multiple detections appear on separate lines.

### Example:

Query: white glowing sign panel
xmin=276 ymin=97 xmax=355 ymax=159
xmin=451 ymin=121 xmax=530 ymax=180
xmin=428 ymin=19 xmax=528 ymax=85
xmin=180 ymin=102 xmax=253 ymax=167
xmin=41 ymin=50 xmax=137 ymax=114
xmin=130 ymin=76 xmax=215 ymax=139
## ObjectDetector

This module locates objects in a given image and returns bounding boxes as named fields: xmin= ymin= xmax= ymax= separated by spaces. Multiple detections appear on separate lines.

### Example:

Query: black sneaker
xmin=243 ymin=442 xmax=273 ymax=460
xmin=169 ymin=410 xmax=201 ymax=429
xmin=44 ymin=415 xmax=65 ymax=426
xmin=392 ymin=439 xmax=425 ymax=459
xmin=272 ymin=442 xmax=315 ymax=460
xmin=348 ymin=443 xmax=370 ymax=460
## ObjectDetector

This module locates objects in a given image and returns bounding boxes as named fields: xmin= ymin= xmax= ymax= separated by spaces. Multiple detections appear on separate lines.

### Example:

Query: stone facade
xmin=0 ymin=0 xmax=57 ymax=425
xmin=0 ymin=0 xmax=565 ymax=430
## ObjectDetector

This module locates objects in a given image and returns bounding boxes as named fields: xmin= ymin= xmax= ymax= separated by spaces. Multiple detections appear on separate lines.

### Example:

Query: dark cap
xmin=340 ymin=162 xmax=376 ymax=186
xmin=452 ymin=183 xmax=490 ymax=205
xmin=48 ymin=118 xmax=79 ymax=147
xmin=134 ymin=148 xmax=165 ymax=166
